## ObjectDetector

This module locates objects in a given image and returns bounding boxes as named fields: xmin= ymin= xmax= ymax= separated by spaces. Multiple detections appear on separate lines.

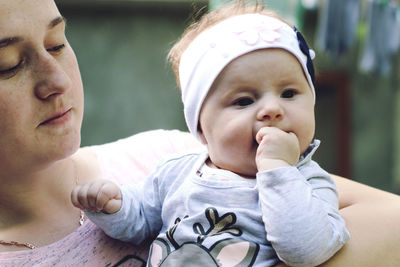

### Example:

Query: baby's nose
xmin=256 ymin=99 xmax=284 ymax=122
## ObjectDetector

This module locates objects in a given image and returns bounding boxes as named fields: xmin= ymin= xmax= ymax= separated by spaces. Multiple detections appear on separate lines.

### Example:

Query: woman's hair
xmin=167 ymin=0 xmax=289 ymax=90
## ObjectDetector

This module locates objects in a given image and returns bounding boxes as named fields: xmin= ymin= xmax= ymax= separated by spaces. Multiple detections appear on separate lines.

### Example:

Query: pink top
xmin=0 ymin=130 xmax=201 ymax=267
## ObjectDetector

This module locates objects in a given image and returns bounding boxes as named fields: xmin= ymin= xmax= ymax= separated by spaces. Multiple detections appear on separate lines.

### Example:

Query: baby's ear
xmin=197 ymin=123 xmax=208 ymax=145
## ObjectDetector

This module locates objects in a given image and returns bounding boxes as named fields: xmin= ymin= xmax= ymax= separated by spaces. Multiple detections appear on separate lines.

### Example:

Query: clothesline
xmin=316 ymin=0 xmax=400 ymax=75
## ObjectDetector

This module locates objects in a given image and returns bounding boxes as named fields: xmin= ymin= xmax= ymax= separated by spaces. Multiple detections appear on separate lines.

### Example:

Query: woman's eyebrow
xmin=0 ymin=16 xmax=66 ymax=49
xmin=0 ymin=37 xmax=23 ymax=48
xmin=48 ymin=16 xmax=66 ymax=29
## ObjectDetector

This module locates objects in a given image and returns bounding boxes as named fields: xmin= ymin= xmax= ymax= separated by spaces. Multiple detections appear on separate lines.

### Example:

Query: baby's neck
xmin=204 ymin=158 xmax=255 ymax=179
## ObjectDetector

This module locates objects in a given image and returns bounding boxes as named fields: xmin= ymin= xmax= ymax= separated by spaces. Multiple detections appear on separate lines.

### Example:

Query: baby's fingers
xmin=71 ymin=186 xmax=83 ymax=209
xmin=255 ymin=127 xmax=266 ymax=144
xmin=71 ymin=183 xmax=92 ymax=211
xmin=86 ymin=180 xmax=111 ymax=212
xmin=71 ymin=180 xmax=108 ymax=212
xmin=95 ymin=182 xmax=122 ymax=214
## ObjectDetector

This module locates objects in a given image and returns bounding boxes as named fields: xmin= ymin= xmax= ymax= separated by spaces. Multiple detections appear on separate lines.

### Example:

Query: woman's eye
xmin=281 ymin=89 xmax=297 ymax=98
xmin=47 ymin=44 xmax=65 ymax=53
xmin=0 ymin=61 xmax=22 ymax=79
xmin=234 ymin=97 xmax=254 ymax=106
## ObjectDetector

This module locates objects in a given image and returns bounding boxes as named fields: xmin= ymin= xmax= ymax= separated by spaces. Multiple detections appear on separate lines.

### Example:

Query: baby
xmin=72 ymin=2 xmax=349 ymax=266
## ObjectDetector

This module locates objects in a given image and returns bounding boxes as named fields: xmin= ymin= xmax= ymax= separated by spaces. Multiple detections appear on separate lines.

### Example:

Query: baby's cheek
xmin=298 ymin=129 xmax=315 ymax=155
xmin=296 ymin=114 xmax=315 ymax=154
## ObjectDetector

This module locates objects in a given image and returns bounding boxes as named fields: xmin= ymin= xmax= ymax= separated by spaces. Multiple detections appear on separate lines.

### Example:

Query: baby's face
xmin=198 ymin=48 xmax=315 ymax=177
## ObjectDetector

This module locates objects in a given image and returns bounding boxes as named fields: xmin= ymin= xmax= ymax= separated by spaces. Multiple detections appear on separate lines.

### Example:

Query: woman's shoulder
xmin=73 ymin=129 xmax=203 ymax=185
xmin=71 ymin=145 xmax=102 ymax=184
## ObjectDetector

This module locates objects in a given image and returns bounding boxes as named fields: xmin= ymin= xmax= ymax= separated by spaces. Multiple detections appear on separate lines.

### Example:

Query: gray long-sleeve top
xmin=88 ymin=140 xmax=349 ymax=267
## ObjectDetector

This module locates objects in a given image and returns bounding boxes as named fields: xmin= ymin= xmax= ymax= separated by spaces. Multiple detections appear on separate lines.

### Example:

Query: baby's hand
xmin=255 ymin=127 xmax=300 ymax=172
xmin=71 ymin=179 xmax=122 ymax=214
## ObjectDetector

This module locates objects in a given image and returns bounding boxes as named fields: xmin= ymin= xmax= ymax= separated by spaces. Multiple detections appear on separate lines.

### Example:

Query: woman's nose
xmin=256 ymin=97 xmax=284 ymax=122
xmin=34 ymin=52 xmax=70 ymax=100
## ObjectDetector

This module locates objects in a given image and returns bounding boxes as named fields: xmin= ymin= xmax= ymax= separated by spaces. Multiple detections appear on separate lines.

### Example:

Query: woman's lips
xmin=40 ymin=108 xmax=72 ymax=126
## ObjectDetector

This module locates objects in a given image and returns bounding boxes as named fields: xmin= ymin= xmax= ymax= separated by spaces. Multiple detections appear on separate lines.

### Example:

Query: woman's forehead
xmin=0 ymin=0 xmax=61 ymax=37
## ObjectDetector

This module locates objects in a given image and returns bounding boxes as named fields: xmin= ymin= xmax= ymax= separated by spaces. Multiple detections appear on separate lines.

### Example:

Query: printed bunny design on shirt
xmin=148 ymin=207 xmax=259 ymax=267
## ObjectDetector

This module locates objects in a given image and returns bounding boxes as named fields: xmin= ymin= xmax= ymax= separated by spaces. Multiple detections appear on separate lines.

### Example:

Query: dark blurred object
xmin=316 ymin=0 xmax=360 ymax=59
xmin=359 ymin=1 xmax=400 ymax=75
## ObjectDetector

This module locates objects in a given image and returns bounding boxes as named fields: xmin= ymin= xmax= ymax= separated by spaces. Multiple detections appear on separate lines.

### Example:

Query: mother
xmin=0 ymin=0 xmax=399 ymax=266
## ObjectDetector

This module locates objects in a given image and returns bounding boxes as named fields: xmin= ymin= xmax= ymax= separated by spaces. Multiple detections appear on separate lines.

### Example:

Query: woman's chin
xmin=46 ymin=133 xmax=81 ymax=162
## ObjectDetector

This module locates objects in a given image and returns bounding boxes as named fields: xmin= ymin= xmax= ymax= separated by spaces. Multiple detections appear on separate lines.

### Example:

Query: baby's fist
xmin=255 ymin=127 xmax=300 ymax=171
xmin=71 ymin=179 xmax=122 ymax=214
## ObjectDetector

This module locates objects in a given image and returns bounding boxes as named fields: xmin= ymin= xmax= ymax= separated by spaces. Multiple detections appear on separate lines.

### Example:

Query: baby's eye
xmin=233 ymin=97 xmax=254 ymax=107
xmin=281 ymin=89 xmax=297 ymax=98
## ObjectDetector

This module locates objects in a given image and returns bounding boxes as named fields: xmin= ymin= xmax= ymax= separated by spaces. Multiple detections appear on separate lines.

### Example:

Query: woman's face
xmin=0 ymin=0 xmax=84 ymax=172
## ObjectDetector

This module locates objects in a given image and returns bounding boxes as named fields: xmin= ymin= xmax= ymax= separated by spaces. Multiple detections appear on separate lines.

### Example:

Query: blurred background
xmin=56 ymin=0 xmax=400 ymax=193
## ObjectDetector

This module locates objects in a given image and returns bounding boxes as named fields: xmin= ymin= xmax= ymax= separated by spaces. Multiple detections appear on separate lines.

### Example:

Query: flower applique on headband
xmin=233 ymin=18 xmax=282 ymax=45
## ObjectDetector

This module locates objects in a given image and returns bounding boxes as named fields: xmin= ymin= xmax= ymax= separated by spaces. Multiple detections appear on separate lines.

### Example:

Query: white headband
xmin=179 ymin=13 xmax=316 ymax=141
